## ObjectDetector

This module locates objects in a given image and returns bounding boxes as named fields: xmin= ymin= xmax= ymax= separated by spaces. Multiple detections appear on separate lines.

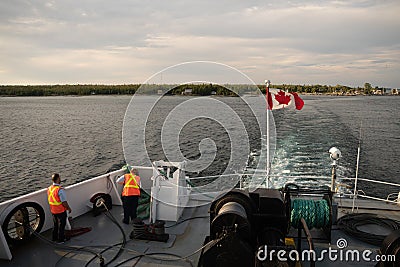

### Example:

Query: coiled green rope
xmin=291 ymin=199 xmax=330 ymax=229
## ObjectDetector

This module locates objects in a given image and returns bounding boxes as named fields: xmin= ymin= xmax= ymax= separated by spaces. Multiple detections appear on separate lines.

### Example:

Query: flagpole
xmin=352 ymin=121 xmax=362 ymax=212
xmin=265 ymin=80 xmax=271 ymax=188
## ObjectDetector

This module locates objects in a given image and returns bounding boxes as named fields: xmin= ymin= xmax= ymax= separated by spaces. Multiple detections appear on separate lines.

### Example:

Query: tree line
xmin=0 ymin=83 xmax=381 ymax=96
xmin=0 ymin=84 xmax=139 ymax=96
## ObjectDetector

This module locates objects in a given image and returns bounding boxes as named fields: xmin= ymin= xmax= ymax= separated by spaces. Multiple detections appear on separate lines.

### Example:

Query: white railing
xmin=185 ymin=173 xmax=400 ymax=205
xmin=340 ymin=177 xmax=400 ymax=188
xmin=338 ymin=177 xmax=400 ymax=205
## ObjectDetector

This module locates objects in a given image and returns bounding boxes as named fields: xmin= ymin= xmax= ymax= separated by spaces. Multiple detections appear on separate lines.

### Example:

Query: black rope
xmin=165 ymin=215 xmax=209 ymax=228
xmin=30 ymin=203 xmax=127 ymax=267
xmin=54 ymin=244 xmax=118 ymax=267
xmin=29 ymin=204 xmax=205 ymax=266
xmin=96 ymin=211 xmax=127 ymax=266
xmin=30 ymin=229 xmax=105 ymax=266
xmin=337 ymin=213 xmax=400 ymax=246
xmin=84 ymin=242 xmax=123 ymax=267
xmin=113 ymin=252 xmax=194 ymax=267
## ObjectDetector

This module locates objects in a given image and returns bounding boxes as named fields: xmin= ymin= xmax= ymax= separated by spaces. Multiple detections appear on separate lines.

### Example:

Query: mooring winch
xmin=198 ymin=185 xmax=334 ymax=267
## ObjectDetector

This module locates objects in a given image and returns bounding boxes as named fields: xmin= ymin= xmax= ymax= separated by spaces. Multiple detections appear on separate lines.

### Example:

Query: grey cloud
xmin=0 ymin=0 xmax=399 ymax=87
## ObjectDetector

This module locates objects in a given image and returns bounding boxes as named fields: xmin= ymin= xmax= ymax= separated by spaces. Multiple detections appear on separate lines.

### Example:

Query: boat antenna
xmin=352 ymin=120 xmax=363 ymax=212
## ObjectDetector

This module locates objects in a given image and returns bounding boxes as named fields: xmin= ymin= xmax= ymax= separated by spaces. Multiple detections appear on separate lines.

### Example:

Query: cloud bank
xmin=0 ymin=0 xmax=399 ymax=87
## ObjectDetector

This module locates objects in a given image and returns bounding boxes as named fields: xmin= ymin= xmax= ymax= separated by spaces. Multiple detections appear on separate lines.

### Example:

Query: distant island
xmin=0 ymin=83 xmax=398 ymax=96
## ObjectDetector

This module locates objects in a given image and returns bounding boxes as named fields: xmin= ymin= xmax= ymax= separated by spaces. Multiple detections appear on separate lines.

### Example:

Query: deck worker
xmin=117 ymin=168 xmax=141 ymax=224
xmin=47 ymin=173 xmax=72 ymax=243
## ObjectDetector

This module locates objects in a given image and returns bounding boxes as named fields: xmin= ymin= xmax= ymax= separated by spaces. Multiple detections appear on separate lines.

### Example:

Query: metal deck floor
xmin=0 ymin=201 xmax=210 ymax=267
xmin=311 ymin=198 xmax=400 ymax=266
xmin=0 ymin=198 xmax=399 ymax=267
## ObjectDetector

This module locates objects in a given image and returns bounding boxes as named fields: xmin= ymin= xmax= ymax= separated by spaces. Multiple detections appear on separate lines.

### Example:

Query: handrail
xmin=186 ymin=174 xmax=400 ymax=188
xmin=340 ymin=177 xmax=400 ymax=188
xmin=186 ymin=174 xmax=332 ymax=181
xmin=184 ymin=174 xmax=400 ymax=205
xmin=386 ymin=193 xmax=400 ymax=201
xmin=341 ymin=193 xmax=400 ymax=204
xmin=186 ymin=173 xmax=240 ymax=181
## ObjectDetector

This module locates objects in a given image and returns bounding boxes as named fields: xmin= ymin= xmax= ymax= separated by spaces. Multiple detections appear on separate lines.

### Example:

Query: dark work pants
xmin=52 ymin=211 xmax=67 ymax=241
xmin=122 ymin=195 xmax=139 ymax=223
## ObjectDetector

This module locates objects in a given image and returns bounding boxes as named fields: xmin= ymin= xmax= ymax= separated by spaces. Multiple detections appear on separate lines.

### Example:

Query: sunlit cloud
xmin=0 ymin=0 xmax=399 ymax=87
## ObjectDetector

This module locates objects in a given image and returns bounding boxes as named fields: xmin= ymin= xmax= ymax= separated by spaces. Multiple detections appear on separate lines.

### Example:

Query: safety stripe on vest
xmin=48 ymin=186 xmax=62 ymax=205
xmin=124 ymin=173 xmax=139 ymax=189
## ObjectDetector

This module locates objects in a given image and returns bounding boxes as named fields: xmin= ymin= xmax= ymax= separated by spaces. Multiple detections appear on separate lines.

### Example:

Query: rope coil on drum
xmin=291 ymin=199 xmax=331 ymax=229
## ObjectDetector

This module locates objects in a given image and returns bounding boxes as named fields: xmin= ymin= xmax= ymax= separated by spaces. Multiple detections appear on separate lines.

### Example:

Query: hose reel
xmin=1 ymin=202 xmax=45 ymax=245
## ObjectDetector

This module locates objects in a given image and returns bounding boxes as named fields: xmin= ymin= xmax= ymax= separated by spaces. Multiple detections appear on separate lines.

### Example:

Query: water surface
xmin=0 ymin=95 xmax=398 ymax=202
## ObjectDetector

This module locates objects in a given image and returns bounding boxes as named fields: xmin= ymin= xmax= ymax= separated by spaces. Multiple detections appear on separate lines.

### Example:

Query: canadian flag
xmin=266 ymin=88 xmax=304 ymax=110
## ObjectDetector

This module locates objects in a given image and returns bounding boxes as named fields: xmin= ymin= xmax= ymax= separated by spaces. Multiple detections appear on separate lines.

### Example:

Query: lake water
xmin=0 ymin=95 xmax=399 ymax=202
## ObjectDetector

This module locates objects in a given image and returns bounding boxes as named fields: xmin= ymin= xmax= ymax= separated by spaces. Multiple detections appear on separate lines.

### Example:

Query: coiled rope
xmin=291 ymin=199 xmax=330 ymax=229
xmin=337 ymin=213 xmax=400 ymax=246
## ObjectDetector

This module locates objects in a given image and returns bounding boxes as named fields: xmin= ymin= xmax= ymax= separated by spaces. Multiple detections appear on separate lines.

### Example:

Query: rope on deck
xmin=337 ymin=213 xmax=400 ymax=246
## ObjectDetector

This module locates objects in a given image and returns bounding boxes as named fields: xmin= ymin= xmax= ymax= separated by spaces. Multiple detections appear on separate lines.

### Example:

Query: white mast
xmin=265 ymin=80 xmax=271 ymax=188
xmin=352 ymin=122 xmax=362 ymax=212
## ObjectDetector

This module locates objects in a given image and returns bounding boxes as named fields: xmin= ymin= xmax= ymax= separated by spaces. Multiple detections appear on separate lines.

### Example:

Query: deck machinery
xmin=198 ymin=187 xmax=333 ymax=267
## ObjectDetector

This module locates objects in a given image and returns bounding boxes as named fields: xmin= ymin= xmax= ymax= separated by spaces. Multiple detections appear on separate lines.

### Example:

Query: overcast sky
xmin=0 ymin=0 xmax=399 ymax=87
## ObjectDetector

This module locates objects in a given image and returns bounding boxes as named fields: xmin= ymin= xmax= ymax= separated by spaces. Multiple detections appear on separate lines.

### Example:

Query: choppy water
xmin=271 ymin=96 xmax=400 ymax=197
xmin=0 ymin=95 xmax=399 ymax=202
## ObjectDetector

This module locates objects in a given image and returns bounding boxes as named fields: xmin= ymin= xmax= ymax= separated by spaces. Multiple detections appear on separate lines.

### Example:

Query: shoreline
xmin=1 ymin=93 xmax=398 ymax=97
xmin=1 ymin=84 xmax=398 ymax=97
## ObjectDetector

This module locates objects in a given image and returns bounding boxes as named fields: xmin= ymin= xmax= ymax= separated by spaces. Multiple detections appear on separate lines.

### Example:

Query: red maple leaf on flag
xmin=275 ymin=90 xmax=291 ymax=106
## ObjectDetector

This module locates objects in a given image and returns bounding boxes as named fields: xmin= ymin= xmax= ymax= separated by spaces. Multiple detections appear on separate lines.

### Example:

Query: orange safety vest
xmin=47 ymin=185 xmax=67 ymax=214
xmin=122 ymin=173 xmax=141 ymax=196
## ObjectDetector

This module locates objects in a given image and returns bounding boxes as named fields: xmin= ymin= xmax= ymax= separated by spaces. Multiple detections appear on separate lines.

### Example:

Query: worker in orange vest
xmin=47 ymin=173 xmax=72 ymax=243
xmin=117 ymin=168 xmax=141 ymax=224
